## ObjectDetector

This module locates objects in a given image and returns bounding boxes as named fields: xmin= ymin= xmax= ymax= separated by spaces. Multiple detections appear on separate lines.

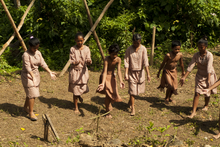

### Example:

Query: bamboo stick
xmin=0 ymin=0 xmax=27 ymax=52
xmin=150 ymin=27 xmax=156 ymax=66
xmin=83 ymin=0 xmax=105 ymax=61
xmin=0 ymin=0 xmax=35 ymax=56
xmin=59 ymin=0 xmax=114 ymax=77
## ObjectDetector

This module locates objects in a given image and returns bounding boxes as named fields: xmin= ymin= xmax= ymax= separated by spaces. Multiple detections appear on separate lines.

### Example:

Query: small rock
xmin=108 ymin=139 xmax=121 ymax=145
xmin=204 ymin=145 xmax=212 ymax=147
xmin=204 ymin=137 xmax=208 ymax=140
xmin=79 ymin=133 xmax=93 ymax=141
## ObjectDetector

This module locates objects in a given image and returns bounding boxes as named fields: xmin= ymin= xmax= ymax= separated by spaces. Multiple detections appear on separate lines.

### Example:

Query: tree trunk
xmin=14 ymin=0 xmax=20 ymax=8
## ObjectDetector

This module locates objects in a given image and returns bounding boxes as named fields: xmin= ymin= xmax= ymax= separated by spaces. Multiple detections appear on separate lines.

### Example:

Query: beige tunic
xmin=21 ymin=50 xmax=48 ymax=98
xmin=68 ymin=45 xmax=91 ymax=95
xmin=187 ymin=51 xmax=217 ymax=97
xmin=124 ymin=45 xmax=149 ymax=95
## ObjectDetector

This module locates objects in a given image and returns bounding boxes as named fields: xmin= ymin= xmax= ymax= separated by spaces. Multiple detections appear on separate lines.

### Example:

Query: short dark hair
xmin=108 ymin=43 xmax=120 ymax=54
xmin=132 ymin=34 xmax=142 ymax=41
xmin=75 ymin=32 xmax=84 ymax=40
xmin=172 ymin=40 xmax=181 ymax=48
xmin=29 ymin=37 xmax=40 ymax=47
xmin=198 ymin=38 xmax=208 ymax=46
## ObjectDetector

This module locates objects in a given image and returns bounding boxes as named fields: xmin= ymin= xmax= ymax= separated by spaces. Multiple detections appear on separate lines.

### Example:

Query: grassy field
xmin=1 ymin=49 xmax=220 ymax=146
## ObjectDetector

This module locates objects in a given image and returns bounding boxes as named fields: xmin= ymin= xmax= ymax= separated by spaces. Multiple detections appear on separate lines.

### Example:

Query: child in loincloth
xmin=157 ymin=40 xmax=185 ymax=104
xmin=96 ymin=44 xmax=125 ymax=118
xmin=68 ymin=32 xmax=92 ymax=114
xmin=180 ymin=38 xmax=217 ymax=118
xmin=124 ymin=34 xmax=151 ymax=116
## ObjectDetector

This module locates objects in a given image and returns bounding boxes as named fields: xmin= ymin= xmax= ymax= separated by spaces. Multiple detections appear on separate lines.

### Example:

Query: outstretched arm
xmin=97 ymin=58 xmax=108 ymax=91
xmin=179 ymin=53 xmax=197 ymax=86
xmin=117 ymin=58 xmax=125 ymax=88
xmin=179 ymin=54 xmax=185 ymax=77
xmin=157 ymin=54 xmax=169 ymax=78
xmin=39 ymin=52 xmax=56 ymax=80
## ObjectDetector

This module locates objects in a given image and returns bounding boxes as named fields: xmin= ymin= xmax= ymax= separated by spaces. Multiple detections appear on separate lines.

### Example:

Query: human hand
xmin=124 ymin=74 xmax=129 ymax=81
xmin=120 ymin=82 xmax=125 ymax=89
xmin=86 ymin=59 xmax=92 ymax=65
xmin=179 ymin=77 xmax=185 ymax=86
xmin=97 ymin=83 xmax=104 ymax=91
xmin=201 ymin=89 xmax=210 ymax=94
xmin=147 ymin=75 xmax=151 ymax=82
xmin=50 ymin=72 xmax=57 ymax=80
xmin=73 ymin=61 xmax=80 ymax=65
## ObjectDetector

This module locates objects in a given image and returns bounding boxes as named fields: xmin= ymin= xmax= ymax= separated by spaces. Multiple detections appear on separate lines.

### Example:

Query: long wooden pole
xmin=150 ymin=27 xmax=156 ymax=66
xmin=59 ymin=0 xmax=114 ymax=77
xmin=0 ymin=0 xmax=27 ymax=52
xmin=0 ymin=0 xmax=35 ymax=56
xmin=83 ymin=0 xmax=105 ymax=61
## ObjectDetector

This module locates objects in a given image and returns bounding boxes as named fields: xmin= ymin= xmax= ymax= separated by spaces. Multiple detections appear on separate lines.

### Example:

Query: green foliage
xmin=1 ymin=0 xmax=220 ymax=70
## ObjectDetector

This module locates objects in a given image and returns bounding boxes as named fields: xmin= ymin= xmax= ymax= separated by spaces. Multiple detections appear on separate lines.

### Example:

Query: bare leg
xmin=202 ymin=97 xmax=210 ymax=111
xmin=73 ymin=95 xmax=80 ymax=114
xmin=187 ymin=92 xmax=200 ymax=118
xmin=165 ymin=89 xmax=171 ymax=104
xmin=23 ymin=97 xmax=29 ymax=113
xmin=169 ymin=90 xmax=176 ymax=105
xmin=213 ymin=113 xmax=220 ymax=139
xmin=130 ymin=95 xmax=135 ymax=116
xmin=109 ymin=103 xmax=113 ymax=111
xmin=29 ymin=98 xmax=37 ymax=120
xmin=128 ymin=99 xmax=131 ymax=108
xmin=105 ymin=96 xmax=112 ymax=118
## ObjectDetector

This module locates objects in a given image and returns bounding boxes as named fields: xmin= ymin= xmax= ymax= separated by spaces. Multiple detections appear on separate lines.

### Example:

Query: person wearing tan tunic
xmin=157 ymin=41 xmax=185 ymax=104
xmin=22 ymin=37 xmax=56 ymax=121
xmin=180 ymin=38 xmax=217 ymax=118
xmin=124 ymin=34 xmax=151 ymax=116
xmin=202 ymin=78 xmax=220 ymax=139
xmin=96 ymin=44 xmax=125 ymax=118
xmin=69 ymin=33 xmax=92 ymax=114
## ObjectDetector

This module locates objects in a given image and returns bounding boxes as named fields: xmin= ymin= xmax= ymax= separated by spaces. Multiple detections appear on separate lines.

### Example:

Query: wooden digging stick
xmin=0 ymin=0 xmax=27 ymax=52
xmin=83 ymin=0 xmax=105 ymax=61
xmin=150 ymin=26 xmax=156 ymax=66
xmin=0 ymin=0 xmax=35 ymax=56
xmin=59 ymin=0 xmax=114 ymax=77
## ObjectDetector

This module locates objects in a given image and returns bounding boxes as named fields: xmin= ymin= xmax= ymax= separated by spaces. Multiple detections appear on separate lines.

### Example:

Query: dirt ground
xmin=1 ymin=49 xmax=220 ymax=147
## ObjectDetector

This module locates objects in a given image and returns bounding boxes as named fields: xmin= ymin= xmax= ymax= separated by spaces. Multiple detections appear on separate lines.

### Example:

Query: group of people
xmin=21 ymin=33 xmax=220 ymax=139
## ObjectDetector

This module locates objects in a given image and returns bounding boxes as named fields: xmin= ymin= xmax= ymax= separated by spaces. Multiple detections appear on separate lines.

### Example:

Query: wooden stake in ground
xmin=150 ymin=26 xmax=156 ymax=66
xmin=59 ymin=0 xmax=114 ymax=77
xmin=83 ymin=0 xmax=105 ymax=61
xmin=42 ymin=114 xmax=60 ymax=142
xmin=0 ymin=0 xmax=27 ymax=51
xmin=0 ymin=0 xmax=35 ymax=56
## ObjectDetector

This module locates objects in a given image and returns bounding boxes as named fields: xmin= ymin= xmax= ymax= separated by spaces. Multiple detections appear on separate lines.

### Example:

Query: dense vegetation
xmin=1 ymin=0 xmax=220 ymax=71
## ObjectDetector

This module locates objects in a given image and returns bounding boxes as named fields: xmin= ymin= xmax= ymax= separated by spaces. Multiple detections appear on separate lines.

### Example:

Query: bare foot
xmin=106 ymin=114 xmax=112 ymax=119
xmin=169 ymin=99 xmax=176 ymax=105
xmin=164 ymin=99 xmax=169 ymax=104
xmin=74 ymin=109 xmax=80 ymax=114
xmin=130 ymin=108 xmax=135 ymax=116
xmin=29 ymin=112 xmax=37 ymax=121
xmin=187 ymin=112 xmax=196 ymax=119
xmin=202 ymin=106 xmax=208 ymax=111
xmin=213 ymin=133 xmax=220 ymax=139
